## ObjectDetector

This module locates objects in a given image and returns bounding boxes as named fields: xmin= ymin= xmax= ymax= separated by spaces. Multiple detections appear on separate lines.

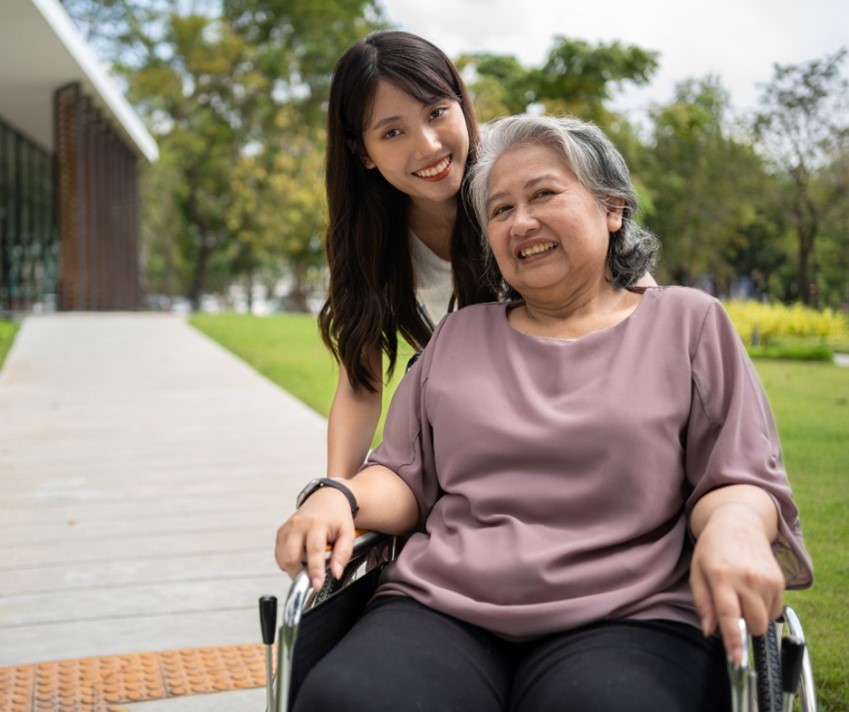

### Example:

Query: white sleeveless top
xmin=410 ymin=230 xmax=453 ymax=328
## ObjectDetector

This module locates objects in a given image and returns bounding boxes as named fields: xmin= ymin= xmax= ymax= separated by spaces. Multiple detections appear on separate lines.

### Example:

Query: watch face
xmin=296 ymin=478 xmax=322 ymax=508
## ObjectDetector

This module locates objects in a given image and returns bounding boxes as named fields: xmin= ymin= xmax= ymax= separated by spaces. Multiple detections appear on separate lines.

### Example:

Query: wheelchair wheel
xmin=753 ymin=621 xmax=782 ymax=712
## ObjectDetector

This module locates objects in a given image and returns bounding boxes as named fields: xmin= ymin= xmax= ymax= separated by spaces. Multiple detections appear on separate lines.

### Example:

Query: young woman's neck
xmin=408 ymin=197 xmax=457 ymax=261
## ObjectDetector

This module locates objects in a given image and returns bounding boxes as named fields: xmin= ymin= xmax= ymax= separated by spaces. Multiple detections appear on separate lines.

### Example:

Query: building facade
xmin=0 ymin=0 xmax=157 ymax=313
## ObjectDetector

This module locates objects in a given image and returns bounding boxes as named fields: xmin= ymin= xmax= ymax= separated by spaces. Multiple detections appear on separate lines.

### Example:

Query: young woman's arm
xmin=276 ymin=464 xmax=419 ymax=589
xmin=326 ymin=348 xmax=383 ymax=478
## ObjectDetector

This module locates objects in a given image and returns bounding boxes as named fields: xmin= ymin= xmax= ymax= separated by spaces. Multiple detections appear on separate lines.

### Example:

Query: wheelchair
xmin=259 ymin=531 xmax=816 ymax=712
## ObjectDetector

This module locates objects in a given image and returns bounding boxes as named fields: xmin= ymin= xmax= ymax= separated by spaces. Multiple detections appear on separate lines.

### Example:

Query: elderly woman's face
xmin=485 ymin=143 xmax=622 ymax=299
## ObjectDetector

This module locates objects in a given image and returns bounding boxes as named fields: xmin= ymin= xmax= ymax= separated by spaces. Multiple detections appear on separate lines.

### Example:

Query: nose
xmin=510 ymin=203 xmax=539 ymax=237
xmin=413 ymin=125 xmax=440 ymax=157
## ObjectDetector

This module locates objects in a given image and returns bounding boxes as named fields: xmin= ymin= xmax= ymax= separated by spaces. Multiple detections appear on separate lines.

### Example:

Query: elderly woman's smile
xmin=517 ymin=240 xmax=557 ymax=259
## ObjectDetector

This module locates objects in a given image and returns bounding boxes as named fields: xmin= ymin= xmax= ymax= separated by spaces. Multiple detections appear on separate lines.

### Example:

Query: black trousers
xmin=294 ymin=596 xmax=731 ymax=712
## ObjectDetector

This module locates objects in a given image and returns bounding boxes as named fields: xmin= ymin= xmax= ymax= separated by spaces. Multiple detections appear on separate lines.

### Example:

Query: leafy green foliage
xmin=641 ymin=77 xmax=785 ymax=292
xmin=460 ymin=36 xmax=658 ymax=128
xmin=62 ymin=5 xmax=849 ymax=314
xmin=754 ymin=48 xmax=849 ymax=307
xmin=66 ymin=0 xmax=384 ymax=306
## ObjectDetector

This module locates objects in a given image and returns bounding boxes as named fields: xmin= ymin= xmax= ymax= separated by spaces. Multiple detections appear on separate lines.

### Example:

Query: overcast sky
xmin=377 ymin=0 xmax=848 ymax=119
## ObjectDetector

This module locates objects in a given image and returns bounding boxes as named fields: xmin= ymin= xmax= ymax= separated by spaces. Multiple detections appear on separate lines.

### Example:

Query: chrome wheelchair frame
xmin=259 ymin=531 xmax=815 ymax=712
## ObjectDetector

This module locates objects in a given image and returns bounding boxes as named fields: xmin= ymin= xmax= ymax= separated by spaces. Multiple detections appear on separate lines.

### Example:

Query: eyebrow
xmin=369 ymin=96 xmax=445 ymax=131
xmin=486 ymin=173 xmax=560 ymax=207
xmin=369 ymin=115 xmax=402 ymax=131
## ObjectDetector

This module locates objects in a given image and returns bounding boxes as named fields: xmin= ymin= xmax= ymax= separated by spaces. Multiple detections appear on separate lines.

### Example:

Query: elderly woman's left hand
xmin=689 ymin=492 xmax=785 ymax=665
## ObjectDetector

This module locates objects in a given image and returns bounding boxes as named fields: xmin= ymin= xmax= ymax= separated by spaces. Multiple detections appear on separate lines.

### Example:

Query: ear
xmin=347 ymin=139 xmax=375 ymax=169
xmin=605 ymin=197 xmax=624 ymax=233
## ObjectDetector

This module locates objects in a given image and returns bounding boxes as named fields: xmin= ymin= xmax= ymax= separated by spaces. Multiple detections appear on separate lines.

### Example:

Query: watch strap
xmin=300 ymin=477 xmax=359 ymax=517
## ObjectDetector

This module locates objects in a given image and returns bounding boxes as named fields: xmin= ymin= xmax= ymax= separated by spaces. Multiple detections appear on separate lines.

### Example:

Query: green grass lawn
xmin=194 ymin=313 xmax=848 ymax=710
xmin=0 ymin=319 xmax=20 ymax=370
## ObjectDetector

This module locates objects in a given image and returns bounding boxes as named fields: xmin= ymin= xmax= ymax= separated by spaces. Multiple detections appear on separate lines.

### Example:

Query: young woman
xmin=319 ymin=31 xmax=498 ymax=478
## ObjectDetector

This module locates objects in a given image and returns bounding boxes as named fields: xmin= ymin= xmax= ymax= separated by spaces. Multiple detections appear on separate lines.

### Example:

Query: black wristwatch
xmin=296 ymin=478 xmax=359 ymax=517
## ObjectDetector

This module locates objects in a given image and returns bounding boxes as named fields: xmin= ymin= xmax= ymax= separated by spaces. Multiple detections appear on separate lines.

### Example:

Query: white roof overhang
xmin=0 ymin=0 xmax=158 ymax=162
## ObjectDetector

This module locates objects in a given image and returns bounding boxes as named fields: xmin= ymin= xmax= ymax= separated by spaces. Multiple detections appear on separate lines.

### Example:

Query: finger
xmin=738 ymin=567 xmax=785 ymax=637
xmin=275 ymin=524 xmax=305 ymax=579
xmin=329 ymin=523 xmax=355 ymax=580
xmin=739 ymin=591 xmax=771 ymax=638
xmin=689 ymin=562 xmax=716 ymax=637
xmin=713 ymin=586 xmax=745 ymax=665
xmin=304 ymin=527 xmax=331 ymax=591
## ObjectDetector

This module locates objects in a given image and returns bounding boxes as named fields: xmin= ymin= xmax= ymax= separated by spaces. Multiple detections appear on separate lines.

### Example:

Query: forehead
xmin=365 ymin=80 xmax=433 ymax=125
xmin=489 ymin=142 xmax=571 ymax=192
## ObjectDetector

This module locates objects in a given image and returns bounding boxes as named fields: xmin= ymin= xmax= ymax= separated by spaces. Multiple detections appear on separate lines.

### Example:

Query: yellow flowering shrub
xmin=724 ymin=300 xmax=849 ymax=346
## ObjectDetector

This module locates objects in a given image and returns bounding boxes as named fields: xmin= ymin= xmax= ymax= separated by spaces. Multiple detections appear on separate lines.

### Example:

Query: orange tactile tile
xmin=0 ymin=643 xmax=273 ymax=712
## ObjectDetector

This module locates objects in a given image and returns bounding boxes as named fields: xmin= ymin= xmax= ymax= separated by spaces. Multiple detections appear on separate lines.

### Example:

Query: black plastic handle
xmin=259 ymin=595 xmax=278 ymax=645
xmin=781 ymin=635 xmax=805 ymax=693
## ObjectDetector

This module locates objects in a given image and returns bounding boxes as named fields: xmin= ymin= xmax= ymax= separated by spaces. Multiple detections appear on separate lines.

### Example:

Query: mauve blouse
xmin=364 ymin=286 xmax=813 ymax=640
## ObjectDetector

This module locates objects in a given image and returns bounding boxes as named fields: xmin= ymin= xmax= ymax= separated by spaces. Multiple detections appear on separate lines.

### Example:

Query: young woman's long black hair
xmin=319 ymin=31 xmax=496 ymax=392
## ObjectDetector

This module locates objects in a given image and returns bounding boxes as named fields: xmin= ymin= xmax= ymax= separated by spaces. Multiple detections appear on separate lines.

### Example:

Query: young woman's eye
xmin=429 ymin=106 xmax=447 ymax=121
xmin=382 ymin=128 xmax=401 ymax=139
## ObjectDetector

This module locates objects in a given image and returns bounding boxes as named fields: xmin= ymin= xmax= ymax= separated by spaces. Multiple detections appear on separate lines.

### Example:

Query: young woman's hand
xmin=689 ymin=490 xmax=784 ymax=665
xmin=275 ymin=488 xmax=357 ymax=591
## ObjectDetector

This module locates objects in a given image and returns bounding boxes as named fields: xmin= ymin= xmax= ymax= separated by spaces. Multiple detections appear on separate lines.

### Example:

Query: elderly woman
xmin=276 ymin=115 xmax=813 ymax=712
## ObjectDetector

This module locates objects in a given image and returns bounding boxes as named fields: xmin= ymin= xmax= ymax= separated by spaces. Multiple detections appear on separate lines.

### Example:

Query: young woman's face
xmin=485 ymin=143 xmax=622 ymax=300
xmin=361 ymin=80 xmax=470 ymax=208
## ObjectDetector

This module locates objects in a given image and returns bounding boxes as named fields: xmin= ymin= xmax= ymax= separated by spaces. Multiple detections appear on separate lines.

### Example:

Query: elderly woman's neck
xmin=513 ymin=285 xmax=642 ymax=341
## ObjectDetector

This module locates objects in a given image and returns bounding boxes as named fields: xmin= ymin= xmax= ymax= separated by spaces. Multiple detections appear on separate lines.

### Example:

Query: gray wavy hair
xmin=466 ymin=114 xmax=659 ymax=292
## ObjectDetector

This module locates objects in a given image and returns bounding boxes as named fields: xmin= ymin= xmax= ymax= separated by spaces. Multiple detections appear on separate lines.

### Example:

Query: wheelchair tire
xmin=753 ymin=622 xmax=782 ymax=712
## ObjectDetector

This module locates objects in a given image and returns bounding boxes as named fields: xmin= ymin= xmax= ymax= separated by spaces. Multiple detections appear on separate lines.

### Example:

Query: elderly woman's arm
xmin=689 ymin=484 xmax=784 ymax=665
xmin=275 ymin=465 xmax=419 ymax=591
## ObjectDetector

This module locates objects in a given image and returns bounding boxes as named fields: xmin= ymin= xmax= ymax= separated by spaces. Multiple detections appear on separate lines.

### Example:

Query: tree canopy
xmin=62 ymin=1 xmax=849 ymax=311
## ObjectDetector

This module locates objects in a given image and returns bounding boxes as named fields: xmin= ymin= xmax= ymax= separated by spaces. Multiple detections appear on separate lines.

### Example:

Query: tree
xmin=642 ymin=77 xmax=781 ymax=294
xmin=753 ymin=48 xmax=849 ymax=306
xmin=64 ymin=0 xmax=384 ymax=309
xmin=459 ymin=37 xmax=658 ymax=129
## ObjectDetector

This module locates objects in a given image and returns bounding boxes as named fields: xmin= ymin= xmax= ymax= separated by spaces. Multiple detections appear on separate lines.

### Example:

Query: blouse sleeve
xmin=360 ymin=322 xmax=444 ymax=529
xmin=684 ymin=299 xmax=813 ymax=589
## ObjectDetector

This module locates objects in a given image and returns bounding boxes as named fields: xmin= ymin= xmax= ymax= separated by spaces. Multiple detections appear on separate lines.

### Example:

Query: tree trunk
xmin=187 ymin=239 xmax=213 ymax=310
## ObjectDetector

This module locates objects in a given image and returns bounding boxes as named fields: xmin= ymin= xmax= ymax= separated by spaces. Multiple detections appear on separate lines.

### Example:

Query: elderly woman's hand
xmin=275 ymin=488 xmax=357 ymax=591
xmin=689 ymin=489 xmax=784 ymax=665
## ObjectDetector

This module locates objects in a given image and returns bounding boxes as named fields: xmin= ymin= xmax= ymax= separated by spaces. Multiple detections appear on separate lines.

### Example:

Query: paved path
xmin=0 ymin=313 xmax=328 ymax=710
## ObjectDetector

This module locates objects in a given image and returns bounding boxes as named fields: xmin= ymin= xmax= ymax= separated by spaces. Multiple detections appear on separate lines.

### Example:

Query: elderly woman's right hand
xmin=275 ymin=488 xmax=357 ymax=591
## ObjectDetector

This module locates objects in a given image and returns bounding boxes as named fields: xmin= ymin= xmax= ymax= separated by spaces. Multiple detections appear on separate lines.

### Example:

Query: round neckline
xmin=501 ymin=287 xmax=654 ymax=345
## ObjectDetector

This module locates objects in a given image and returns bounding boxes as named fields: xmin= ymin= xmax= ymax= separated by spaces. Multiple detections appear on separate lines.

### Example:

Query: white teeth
xmin=519 ymin=243 xmax=555 ymax=258
xmin=415 ymin=157 xmax=450 ymax=177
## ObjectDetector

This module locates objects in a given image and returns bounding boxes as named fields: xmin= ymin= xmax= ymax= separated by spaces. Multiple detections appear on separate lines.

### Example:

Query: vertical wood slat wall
xmin=54 ymin=83 xmax=140 ymax=311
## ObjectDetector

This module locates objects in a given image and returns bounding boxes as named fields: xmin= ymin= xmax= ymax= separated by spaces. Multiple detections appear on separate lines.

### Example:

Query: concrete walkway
xmin=0 ymin=313 xmax=328 ymax=710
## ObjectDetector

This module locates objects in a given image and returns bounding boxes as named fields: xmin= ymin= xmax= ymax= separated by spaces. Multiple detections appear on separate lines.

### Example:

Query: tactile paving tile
xmin=0 ymin=643 xmax=272 ymax=712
